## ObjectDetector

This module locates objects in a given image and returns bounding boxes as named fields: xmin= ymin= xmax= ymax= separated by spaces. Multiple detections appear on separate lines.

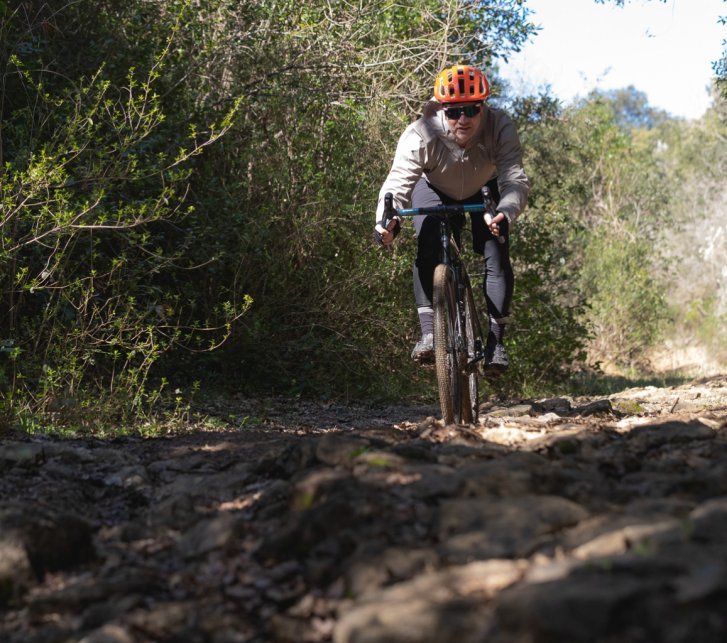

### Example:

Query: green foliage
xmin=580 ymin=229 xmax=669 ymax=367
xmin=714 ymin=13 xmax=727 ymax=97
xmin=649 ymin=90 xmax=727 ymax=365
xmin=485 ymin=95 xmax=590 ymax=392
xmin=178 ymin=0 xmax=540 ymax=398
xmin=587 ymin=86 xmax=670 ymax=129
xmin=681 ymin=296 xmax=727 ymax=356
xmin=0 ymin=2 xmax=246 ymax=424
xmin=0 ymin=0 xmax=542 ymax=421
xmin=506 ymin=89 xmax=674 ymax=375
xmin=5 ymin=0 xmax=722 ymax=427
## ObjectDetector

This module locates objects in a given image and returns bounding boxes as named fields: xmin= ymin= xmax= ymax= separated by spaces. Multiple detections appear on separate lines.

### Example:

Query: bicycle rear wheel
xmin=462 ymin=278 xmax=481 ymax=424
xmin=433 ymin=264 xmax=468 ymax=424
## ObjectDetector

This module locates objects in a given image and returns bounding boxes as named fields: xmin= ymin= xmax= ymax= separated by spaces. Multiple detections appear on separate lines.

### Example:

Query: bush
xmin=0 ymin=9 xmax=245 ymax=422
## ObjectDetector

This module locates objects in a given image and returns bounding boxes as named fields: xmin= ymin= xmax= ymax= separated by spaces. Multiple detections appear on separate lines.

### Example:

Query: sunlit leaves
xmin=0 ymin=2 xmax=246 ymax=421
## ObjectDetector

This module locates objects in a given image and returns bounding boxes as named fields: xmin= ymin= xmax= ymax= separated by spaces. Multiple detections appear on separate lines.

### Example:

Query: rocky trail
xmin=2 ymin=376 xmax=727 ymax=643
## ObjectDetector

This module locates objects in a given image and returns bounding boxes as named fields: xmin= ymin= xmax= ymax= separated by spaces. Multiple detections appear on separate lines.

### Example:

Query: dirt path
xmin=2 ymin=376 xmax=727 ymax=642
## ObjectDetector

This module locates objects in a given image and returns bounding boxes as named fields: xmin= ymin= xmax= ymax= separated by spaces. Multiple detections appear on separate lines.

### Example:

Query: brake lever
xmin=481 ymin=186 xmax=506 ymax=244
xmin=373 ymin=193 xmax=396 ymax=249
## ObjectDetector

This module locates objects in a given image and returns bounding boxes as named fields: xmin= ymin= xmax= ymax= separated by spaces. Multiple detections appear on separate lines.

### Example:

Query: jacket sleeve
xmin=493 ymin=111 xmax=530 ymax=224
xmin=375 ymin=125 xmax=426 ymax=223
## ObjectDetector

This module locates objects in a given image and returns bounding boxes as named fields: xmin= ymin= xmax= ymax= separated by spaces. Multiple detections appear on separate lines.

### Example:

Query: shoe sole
xmin=482 ymin=365 xmax=507 ymax=379
xmin=413 ymin=352 xmax=435 ymax=364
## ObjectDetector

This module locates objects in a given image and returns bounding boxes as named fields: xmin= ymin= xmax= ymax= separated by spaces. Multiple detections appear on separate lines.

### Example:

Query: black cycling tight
xmin=411 ymin=178 xmax=513 ymax=322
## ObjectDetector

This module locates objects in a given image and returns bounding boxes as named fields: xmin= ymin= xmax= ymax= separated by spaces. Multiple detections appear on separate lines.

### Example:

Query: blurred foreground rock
xmin=1 ymin=376 xmax=727 ymax=642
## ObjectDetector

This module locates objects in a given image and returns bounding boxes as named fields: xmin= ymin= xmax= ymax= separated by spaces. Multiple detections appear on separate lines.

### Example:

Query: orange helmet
xmin=434 ymin=65 xmax=490 ymax=103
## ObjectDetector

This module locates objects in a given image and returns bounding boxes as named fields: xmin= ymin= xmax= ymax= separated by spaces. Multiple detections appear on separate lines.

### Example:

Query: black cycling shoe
xmin=411 ymin=333 xmax=434 ymax=363
xmin=483 ymin=333 xmax=509 ymax=376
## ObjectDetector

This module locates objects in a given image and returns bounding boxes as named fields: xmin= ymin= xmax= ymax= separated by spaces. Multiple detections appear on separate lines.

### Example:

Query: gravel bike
xmin=379 ymin=187 xmax=502 ymax=424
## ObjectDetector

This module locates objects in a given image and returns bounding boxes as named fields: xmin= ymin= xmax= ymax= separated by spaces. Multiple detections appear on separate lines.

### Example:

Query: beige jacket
xmin=376 ymin=101 xmax=530 ymax=223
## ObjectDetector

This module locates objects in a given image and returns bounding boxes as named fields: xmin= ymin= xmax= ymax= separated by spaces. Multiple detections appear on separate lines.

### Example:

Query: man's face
xmin=443 ymin=102 xmax=483 ymax=147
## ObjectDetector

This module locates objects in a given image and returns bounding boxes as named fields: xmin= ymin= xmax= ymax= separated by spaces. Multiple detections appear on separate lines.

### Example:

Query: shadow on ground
xmin=1 ymin=376 xmax=727 ymax=642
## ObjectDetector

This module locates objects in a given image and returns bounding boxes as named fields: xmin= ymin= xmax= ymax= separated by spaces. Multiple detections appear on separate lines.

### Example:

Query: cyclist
xmin=374 ymin=64 xmax=530 ymax=374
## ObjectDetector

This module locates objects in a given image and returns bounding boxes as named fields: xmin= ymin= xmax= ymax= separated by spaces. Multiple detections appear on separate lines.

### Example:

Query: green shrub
xmin=0 ymin=15 xmax=245 ymax=422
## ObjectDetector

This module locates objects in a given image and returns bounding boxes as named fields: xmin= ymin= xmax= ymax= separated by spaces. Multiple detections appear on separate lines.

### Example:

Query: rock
xmin=526 ymin=426 xmax=590 ymax=454
xmin=3 ymin=379 xmax=727 ymax=642
xmin=353 ymin=449 xmax=408 ymax=469
xmin=573 ymin=398 xmax=614 ymax=416
xmin=673 ymin=558 xmax=727 ymax=602
xmin=104 ymin=465 xmax=150 ymax=488
xmin=26 ymin=566 xmax=160 ymax=618
xmin=80 ymin=594 xmax=144 ymax=630
xmin=255 ymin=488 xmax=378 ymax=564
xmin=254 ymin=479 xmax=292 ymax=520
xmin=437 ymin=495 xmax=588 ymax=560
xmin=457 ymin=454 xmax=546 ymax=497
xmin=532 ymin=397 xmax=573 ymax=415
xmin=485 ymin=403 xmax=534 ymax=418
xmin=177 ymin=512 xmax=245 ymax=558
xmin=0 ymin=441 xmax=46 ymax=470
xmin=256 ymin=441 xmax=319 ymax=477
xmin=78 ymin=624 xmax=136 ymax=643
xmin=291 ymin=468 xmax=351 ymax=510
xmin=156 ymin=463 xmax=254 ymax=501
xmin=316 ymin=434 xmax=370 ymax=467
xmin=0 ymin=507 xmax=95 ymax=579
xmin=404 ymin=463 xmax=460 ymax=500
xmin=390 ymin=442 xmax=439 ymax=462
xmin=627 ymin=420 xmax=715 ymax=449
xmin=689 ymin=497 xmax=727 ymax=542
xmin=570 ymin=518 xmax=683 ymax=559
xmin=149 ymin=492 xmax=198 ymax=530
xmin=697 ymin=412 xmax=727 ymax=430
xmin=44 ymin=443 xmax=98 ymax=464
xmin=0 ymin=506 xmax=95 ymax=608
xmin=477 ymin=424 xmax=539 ymax=446
xmin=335 ymin=560 xmax=523 ymax=643
xmin=624 ymin=497 xmax=695 ymax=517
xmin=126 ymin=600 xmax=198 ymax=640
xmin=611 ymin=397 xmax=646 ymax=414
xmin=0 ymin=537 xmax=34 ymax=607
xmin=344 ymin=546 xmax=440 ymax=597
xmin=533 ymin=412 xmax=562 ymax=424
xmin=494 ymin=571 xmax=648 ymax=641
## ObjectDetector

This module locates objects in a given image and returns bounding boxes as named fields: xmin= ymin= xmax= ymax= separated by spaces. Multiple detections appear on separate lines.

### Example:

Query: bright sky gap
xmin=499 ymin=0 xmax=725 ymax=119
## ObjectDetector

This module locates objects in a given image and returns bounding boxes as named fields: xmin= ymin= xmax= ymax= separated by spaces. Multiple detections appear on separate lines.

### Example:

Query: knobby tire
xmin=433 ymin=264 xmax=469 ymax=425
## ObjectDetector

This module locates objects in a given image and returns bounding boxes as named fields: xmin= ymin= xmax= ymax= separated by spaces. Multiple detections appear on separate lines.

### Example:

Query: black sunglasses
xmin=443 ymin=104 xmax=481 ymax=119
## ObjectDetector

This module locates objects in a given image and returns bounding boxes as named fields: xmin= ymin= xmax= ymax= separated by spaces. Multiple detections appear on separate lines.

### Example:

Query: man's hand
xmin=374 ymin=217 xmax=401 ymax=246
xmin=485 ymin=212 xmax=505 ymax=238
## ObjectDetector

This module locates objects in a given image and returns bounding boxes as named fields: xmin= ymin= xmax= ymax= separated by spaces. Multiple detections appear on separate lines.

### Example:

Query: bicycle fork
xmin=455 ymin=269 xmax=485 ymax=372
xmin=439 ymin=220 xmax=484 ymax=372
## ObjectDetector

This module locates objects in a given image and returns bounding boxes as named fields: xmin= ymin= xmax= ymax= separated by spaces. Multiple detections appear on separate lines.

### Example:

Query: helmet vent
xmin=434 ymin=65 xmax=490 ymax=103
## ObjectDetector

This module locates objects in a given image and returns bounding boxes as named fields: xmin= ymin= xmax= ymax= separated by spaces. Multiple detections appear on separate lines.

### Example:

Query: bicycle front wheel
xmin=433 ymin=264 xmax=468 ymax=424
